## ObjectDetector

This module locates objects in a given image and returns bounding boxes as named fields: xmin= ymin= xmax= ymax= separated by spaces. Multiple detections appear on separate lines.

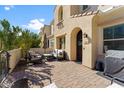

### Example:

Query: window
xmin=83 ymin=5 xmax=88 ymax=10
xmin=103 ymin=23 xmax=124 ymax=52
xmin=80 ymin=5 xmax=88 ymax=12
xmin=49 ymin=39 xmax=54 ymax=48
xmin=57 ymin=6 xmax=64 ymax=29
xmin=59 ymin=36 xmax=66 ymax=49
xmin=58 ymin=6 xmax=63 ymax=22
xmin=51 ymin=25 xmax=54 ymax=35
xmin=104 ymin=40 xmax=124 ymax=50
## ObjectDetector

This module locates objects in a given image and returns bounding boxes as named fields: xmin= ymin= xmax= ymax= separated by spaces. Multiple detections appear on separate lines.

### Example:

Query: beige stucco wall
xmin=54 ymin=5 xmax=97 ymax=69
xmin=91 ymin=15 xmax=99 ymax=68
xmin=8 ymin=48 xmax=22 ymax=73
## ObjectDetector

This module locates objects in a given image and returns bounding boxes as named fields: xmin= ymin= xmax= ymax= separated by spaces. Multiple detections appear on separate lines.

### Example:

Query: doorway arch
xmin=70 ymin=27 xmax=83 ymax=62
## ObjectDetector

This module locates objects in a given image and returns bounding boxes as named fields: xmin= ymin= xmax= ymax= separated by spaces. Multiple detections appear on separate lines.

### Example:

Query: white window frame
xmin=49 ymin=38 xmax=54 ymax=48
xmin=103 ymin=23 xmax=124 ymax=51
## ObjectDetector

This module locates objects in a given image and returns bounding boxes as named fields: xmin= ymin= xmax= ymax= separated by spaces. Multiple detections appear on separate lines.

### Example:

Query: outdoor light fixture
xmin=83 ymin=33 xmax=88 ymax=38
xmin=83 ymin=32 xmax=89 ymax=44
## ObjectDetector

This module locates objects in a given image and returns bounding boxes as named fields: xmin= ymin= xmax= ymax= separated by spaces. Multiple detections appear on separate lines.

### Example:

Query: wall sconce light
xmin=83 ymin=33 xmax=88 ymax=38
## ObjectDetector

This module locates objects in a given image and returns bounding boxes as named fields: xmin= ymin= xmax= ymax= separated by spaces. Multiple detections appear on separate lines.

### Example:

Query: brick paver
xmin=47 ymin=61 xmax=111 ymax=88
xmin=13 ymin=61 xmax=111 ymax=88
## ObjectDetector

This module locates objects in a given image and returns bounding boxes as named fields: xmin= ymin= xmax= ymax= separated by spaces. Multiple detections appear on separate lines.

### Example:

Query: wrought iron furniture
xmin=24 ymin=51 xmax=43 ymax=65
xmin=0 ymin=50 xmax=10 ymax=82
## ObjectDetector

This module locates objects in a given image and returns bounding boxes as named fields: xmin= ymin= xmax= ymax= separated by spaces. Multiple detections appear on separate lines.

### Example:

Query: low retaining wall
xmin=8 ymin=48 xmax=53 ymax=73
xmin=30 ymin=48 xmax=53 ymax=55
xmin=8 ymin=48 xmax=22 ymax=73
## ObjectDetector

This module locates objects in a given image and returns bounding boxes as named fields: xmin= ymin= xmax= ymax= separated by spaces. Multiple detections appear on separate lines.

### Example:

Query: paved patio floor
xmin=13 ymin=61 xmax=111 ymax=88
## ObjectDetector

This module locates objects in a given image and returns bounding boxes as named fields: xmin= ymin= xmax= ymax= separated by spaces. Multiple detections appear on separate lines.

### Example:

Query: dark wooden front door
xmin=76 ymin=31 xmax=82 ymax=61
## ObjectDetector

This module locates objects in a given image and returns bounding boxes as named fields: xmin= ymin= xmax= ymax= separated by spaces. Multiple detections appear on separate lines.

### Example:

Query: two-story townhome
xmin=40 ymin=24 xmax=51 ymax=48
xmin=41 ymin=5 xmax=124 ymax=69
xmin=40 ymin=20 xmax=54 ymax=49
xmin=53 ymin=5 xmax=100 ymax=69
xmin=54 ymin=5 xmax=124 ymax=69
xmin=47 ymin=20 xmax=54 ymax=49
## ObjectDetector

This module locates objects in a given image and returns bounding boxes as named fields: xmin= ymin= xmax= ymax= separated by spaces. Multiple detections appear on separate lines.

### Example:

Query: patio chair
xmin=24 ymin=51 xmax=44 ymax=65
xmin=0 ymin=50 xmax=11 ymax=85
xmin=53 ymin=49 xmax=65 ymax=60
xmin=104 ymin=57 xmax=124 ymax=84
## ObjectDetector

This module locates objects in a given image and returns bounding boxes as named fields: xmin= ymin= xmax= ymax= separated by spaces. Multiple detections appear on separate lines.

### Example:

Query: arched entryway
xmin=76 ymin=31 xmax=82 ymax=61
xmin=70 ymin=27 xmax=83 ymax=63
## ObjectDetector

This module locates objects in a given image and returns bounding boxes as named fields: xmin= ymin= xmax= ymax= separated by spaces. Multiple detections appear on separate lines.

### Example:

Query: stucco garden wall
xmin=8 ymin=48 xmax=53 ymax=73
xmin=8 ymin=48 xmax=22 ymax=73
xmin=30 ymin=48 xmax=53 ymax=54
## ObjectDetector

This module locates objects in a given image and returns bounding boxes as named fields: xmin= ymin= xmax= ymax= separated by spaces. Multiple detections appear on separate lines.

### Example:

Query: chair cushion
xmin=105 ymin=50 xmax=124 ymax=59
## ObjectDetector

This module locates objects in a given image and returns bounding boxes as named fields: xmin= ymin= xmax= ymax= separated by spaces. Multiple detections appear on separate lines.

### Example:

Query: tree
xmin=0 ymin=19 xmax=22 ymax=50
xmin=11 ymin=26 xmax=22 ymax=49
xmin=0 ymin=19 xmax=11 ymax=50
xmin=30 ymin=32 xmax=41 ymax=48
xmin=0 ymin=19 xmax=41 ymax=52
xmin=19 ymin=29 xmax=31 ymax=50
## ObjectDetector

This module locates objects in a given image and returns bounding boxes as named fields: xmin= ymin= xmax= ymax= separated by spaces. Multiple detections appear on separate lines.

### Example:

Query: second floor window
xmin=80 ymin=5 xmax=88 ymax=12
xmin=49 ymin=38 xmax=54 ymax=48
xmin=51 ymin=25 xmax=54 ymax=35
xmin=58 ymin=6 xmax=63 ymax=22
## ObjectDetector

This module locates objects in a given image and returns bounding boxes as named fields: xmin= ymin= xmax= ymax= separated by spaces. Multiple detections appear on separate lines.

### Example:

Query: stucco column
xmin=81 ymin=17 xmax=93 ymax=69
xmin=65 ymin=33 xmax=71 ymax=60
xmin=54 ymin=36 xmax=58 ymax=49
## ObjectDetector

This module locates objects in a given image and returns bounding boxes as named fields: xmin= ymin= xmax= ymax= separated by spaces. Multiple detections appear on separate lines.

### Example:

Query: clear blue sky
xmin=0 ymin=5 xmax=55 ymax=33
